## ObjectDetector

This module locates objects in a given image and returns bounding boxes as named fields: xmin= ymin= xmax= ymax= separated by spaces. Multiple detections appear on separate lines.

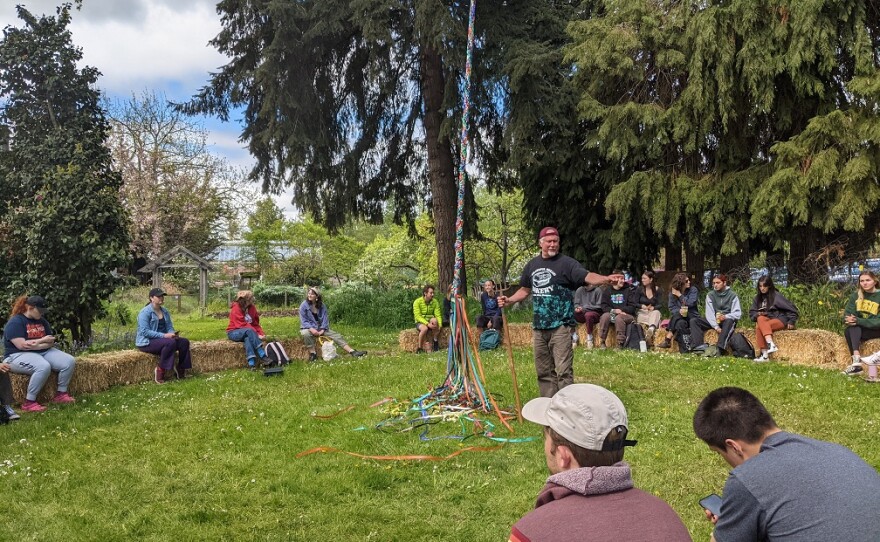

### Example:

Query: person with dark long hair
xmin=842 ymin=270 xmax=880 ymax=376
xmin=299 ymin=287 xmax=366 ymax=361
xmin=748 ymin=275 xmax=799 ymax=362
xmin=658 ymin=273 xmax=698 ymax=350
xmin=135 ymin=288 xmax=192 ymax=384
xmin=227 ymin=290 xmax=272 ymax=369
xmin=3 ymin=295 xmax=76 ymax=412
xmin=635 ymin=270 xmax=663 ymax=347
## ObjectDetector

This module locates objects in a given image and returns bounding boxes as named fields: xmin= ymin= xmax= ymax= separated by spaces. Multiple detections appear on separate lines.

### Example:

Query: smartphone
xmin=699 ymin=493 xmax=722 ymax=517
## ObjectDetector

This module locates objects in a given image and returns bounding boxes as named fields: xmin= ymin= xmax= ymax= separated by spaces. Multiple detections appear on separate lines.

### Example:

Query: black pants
xmin=690 ymin=317 xmax=737 ymax=350
xmin=476 ymin=314 xmax=503 ymax=330
xmin=668 ymin=313 xmax=694 ymax=336
xmin=0 ymin=372 xmax=13 ymax=405
xmin=844 ymin=325 xmax=880 ymax=353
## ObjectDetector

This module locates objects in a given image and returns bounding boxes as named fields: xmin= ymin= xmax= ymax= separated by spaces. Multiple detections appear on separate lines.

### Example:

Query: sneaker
xmin=843 ymin=364 xmax=864 ymax=376
xmin=766 ymin=343 xmax=779 ymax=355
xmin=154 ymin=366 xmax=166 ymax=384
xmin=260 ymin=356 xmax=274 ymax=367
xmin=20 ymin=400 xmax=46 ymax=412
xmin=3 ymin=405 xmax=20 ymax=421
xmin=598 ymin=342 xmax=607 ymax=350
xmin=753 ymin=353 xmax=770 ymax=363
xmin=51 ymin=392 xmax=75 ymax=404
xmin=691 ymin=343 xmax=708 ymax=352
xmin=586 ymin=336 xmax=594 ymax=349
xmin=308 ymin=352 xmax=318 ymax=362
xmin=350 ymin=350 xmax=367 ymax=358
xmin=860 ymin=351 xmax=880 ymax=365
xmin=658 ymin=339 xmax=671 ymax=349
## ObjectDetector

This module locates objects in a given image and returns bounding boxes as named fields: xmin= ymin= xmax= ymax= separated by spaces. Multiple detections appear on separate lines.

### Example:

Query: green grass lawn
xmin=1 ymin=336 xmax=878 ymax=541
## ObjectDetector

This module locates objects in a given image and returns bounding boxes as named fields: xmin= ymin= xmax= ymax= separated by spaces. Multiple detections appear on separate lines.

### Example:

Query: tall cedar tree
xmin=0 ymin=4 xmax=131 ymax=340
xmin=179 ymin=0 xmax=515 ymax=292
xmin=569 ymin=0 xmax=880 ymax=282
xmin=493 ymin=0 xmax=655 ymax=273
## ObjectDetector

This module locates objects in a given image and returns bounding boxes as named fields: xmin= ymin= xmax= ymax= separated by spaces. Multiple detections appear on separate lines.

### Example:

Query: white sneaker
xmin=766 ymin=343 xmax=779 ymax=355
xmin=586 ymin=336 xmax=594 ymax=349
xmin=753 ymin=353 xmax=770 ymax=363
xmin=860 ymin=351 xmax=880 ymax=365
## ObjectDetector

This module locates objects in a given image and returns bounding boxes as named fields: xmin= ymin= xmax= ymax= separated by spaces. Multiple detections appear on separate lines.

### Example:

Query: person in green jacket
xmin=413 ymin=284 xmax=443 ymax=352
xmin=843 ymin=271 xmax=880 ymax=376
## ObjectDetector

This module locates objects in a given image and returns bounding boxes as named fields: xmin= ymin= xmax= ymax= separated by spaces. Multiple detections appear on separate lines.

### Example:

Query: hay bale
xmin=398 ymin=323 xmax=536 ymax=351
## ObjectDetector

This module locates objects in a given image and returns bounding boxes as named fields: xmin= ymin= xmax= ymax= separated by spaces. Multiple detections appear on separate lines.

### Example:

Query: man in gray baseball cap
xmin=509 ymin=384 xmax=691 ymax=542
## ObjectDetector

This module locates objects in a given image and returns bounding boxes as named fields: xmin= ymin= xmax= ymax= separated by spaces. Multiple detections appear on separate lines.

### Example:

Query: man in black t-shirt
xmin=500 ymin=227 xmax=614 ymax=397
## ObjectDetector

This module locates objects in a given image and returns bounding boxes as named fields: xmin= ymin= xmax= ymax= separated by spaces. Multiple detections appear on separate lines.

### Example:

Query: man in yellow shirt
xmin=413 ymin=284 xmax=443 ymax=352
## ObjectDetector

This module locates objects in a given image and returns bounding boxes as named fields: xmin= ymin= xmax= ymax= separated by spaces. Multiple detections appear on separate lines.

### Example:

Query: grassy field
xmin=1 ymin=328 xmax=878 ymax=541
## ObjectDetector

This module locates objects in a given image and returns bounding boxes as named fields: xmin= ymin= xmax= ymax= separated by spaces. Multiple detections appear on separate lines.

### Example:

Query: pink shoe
xmin=154 ymin=366 xmax=166 ymax=384
xmin=20 ymin=400 xmax=47 ymax=412
xmin=51 ymin=392 xmax=75 ymax=404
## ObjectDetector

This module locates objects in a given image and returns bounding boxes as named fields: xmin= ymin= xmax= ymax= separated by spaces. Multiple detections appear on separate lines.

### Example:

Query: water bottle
xmin=868 ymin=363 xmax=879 ymax=382
xmin=639 ymin=340 xmax=647 ymax=353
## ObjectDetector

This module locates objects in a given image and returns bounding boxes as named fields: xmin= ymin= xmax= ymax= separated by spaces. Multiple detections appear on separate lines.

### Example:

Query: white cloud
xmin=1 ymin=0 xmax=301 ymax=220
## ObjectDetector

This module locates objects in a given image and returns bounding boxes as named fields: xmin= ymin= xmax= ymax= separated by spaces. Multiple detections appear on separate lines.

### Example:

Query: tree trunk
xmin=720 ymin=240 xmax=750 ymax=281
xmin=685 ymin=246 xmax=705 ymax=288
xmin=663 ymin=241 xmax=682 ymax=271
xmin=420 ymin=44 xmax=460 ymax=294
xmin=788 ymin=225 xmax=823 ymax=284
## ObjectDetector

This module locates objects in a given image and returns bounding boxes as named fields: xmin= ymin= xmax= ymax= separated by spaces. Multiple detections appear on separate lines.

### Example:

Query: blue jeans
xmin=227 ymin=328 xmax=264 ymax=362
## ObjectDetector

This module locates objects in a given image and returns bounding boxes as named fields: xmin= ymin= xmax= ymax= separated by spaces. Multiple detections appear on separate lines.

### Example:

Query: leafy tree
xmin=355 ymin=225 xmax=421 ymax=289
xmin=0 ymin=3 xmax=130 ymax=340
xmin=179 ymin=0 xmax=520 ymax=292
xmin=568 ymin=0 xmax=880 ymax=282
xmin=243 ymin=197 xmax=285 ymax=272
xmin=107 ymin=91 xmax=255 ymax=261
xmin=465 ymin=187 xmax=533 ymax=287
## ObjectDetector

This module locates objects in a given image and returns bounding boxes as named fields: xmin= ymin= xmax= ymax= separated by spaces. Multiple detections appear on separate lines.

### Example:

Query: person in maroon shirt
xmin=509 ymin=384 xmax=691 ymax=542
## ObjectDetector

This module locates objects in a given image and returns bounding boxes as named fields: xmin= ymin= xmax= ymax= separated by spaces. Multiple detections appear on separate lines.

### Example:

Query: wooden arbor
xmin=137 ymin=245 xmax=215 ymax=308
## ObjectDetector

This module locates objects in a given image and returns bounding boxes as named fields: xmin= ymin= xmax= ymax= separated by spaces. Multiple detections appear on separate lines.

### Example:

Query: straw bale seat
xmin=8 ymin=338 xmax=310 ymax=404
xmin=400 ymin=323 xmax=851 ymax=370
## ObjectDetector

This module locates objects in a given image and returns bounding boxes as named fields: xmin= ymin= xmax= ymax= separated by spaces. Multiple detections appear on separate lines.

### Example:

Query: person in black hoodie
xmin=748 ymin=275 xmax=799 ymax=362
xmin=598 ymin=271 xmax=638 ymax=348
xmin=476 ymin=280 xmax=503 ymax=332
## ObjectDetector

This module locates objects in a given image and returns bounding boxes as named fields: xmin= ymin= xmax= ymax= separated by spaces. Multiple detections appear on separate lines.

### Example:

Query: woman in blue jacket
xmin=299 ymin=287 xmax=366 ymax=362
xmin=135 ymin=288 xmax=192 ymax=383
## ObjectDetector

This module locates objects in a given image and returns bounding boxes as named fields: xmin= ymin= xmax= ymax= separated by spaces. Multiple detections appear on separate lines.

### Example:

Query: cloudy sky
xmin=0 ymin=0 xmax=298 ymax=218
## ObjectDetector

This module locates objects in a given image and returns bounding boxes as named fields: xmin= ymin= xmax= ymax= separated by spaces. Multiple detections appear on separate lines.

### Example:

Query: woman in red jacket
xmin=226 ymin=290 xmax=272 ymax=368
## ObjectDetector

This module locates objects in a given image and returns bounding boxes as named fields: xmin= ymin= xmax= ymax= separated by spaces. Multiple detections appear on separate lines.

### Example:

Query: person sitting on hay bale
xmin=226 ymin=290 xmax=273 ymax=369
xmin=689 ymin=274 xmax=741 ymax=354
xmin=658 ymin=273 xmax=698 ymax=350
xmin=573 ymin=283 xmax=604 ymax=349
xmin=135 ymin=288 xmax=192 ymax=384
xmin=0 ymin=362 xmax=19 ymax=420
xmin=3 ymin=295 xmax=76 ymax=411
xmin=597 ymin=271 xmax=638 ymax=349
xmin=843 ymin=270 xmax=880 ymax=376
xmin=748 ymin=275 xmax=798 ymax=363
xmin=476 ymin=280 xmax=503 ymax=334
xmin=509 ymin=384 xmax=691 ymax=542
xmin=635 ymin=270 xmax=663 ymax=348
xmin=299 ymin=287 xmax=366 ymax=362
xmin=412 ymin=284 xmax=443 ymax=353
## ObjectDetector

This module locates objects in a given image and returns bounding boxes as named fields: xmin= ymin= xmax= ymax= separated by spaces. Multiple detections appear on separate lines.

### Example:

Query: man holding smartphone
xmin=509 ymin=384 xmax=691 ymax=542
xmin=693 ymin=387 xmax=880 ymax=541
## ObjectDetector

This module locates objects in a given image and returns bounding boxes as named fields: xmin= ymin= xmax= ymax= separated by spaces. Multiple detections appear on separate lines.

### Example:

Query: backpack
xmin=622 ymin=321 xmax=646 ymax=350
xmin=729 ymin=333 xmax=755 ymax=359
xmin=264 ymin=341 xmax=290 ymax=367
xmin=318 ymin=336 xmax=339 ymax=361
xmin=479 ymin=329 xmax=501 ymax=351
